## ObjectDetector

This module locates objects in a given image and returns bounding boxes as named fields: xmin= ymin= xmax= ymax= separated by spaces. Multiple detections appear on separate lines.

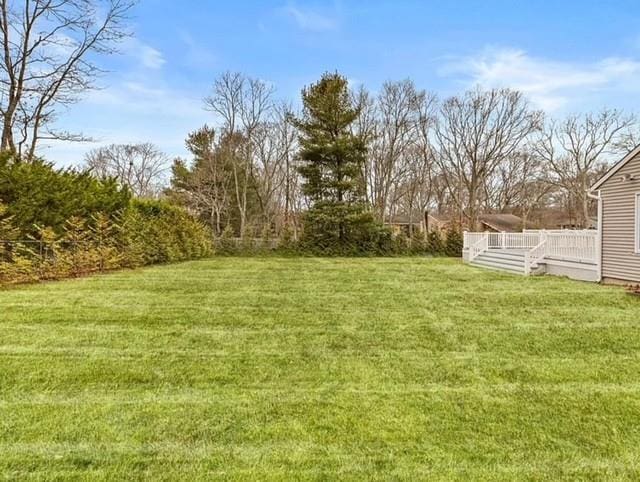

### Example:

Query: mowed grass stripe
xmin=5 ymin=382 xmax=640 ymax=408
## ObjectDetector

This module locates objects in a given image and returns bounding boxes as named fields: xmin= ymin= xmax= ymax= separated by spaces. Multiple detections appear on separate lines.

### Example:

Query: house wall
xmin=426 ymin=215 xmax=448 ymax=232
xmin=599 ymin=153 xmax=640 ymax=284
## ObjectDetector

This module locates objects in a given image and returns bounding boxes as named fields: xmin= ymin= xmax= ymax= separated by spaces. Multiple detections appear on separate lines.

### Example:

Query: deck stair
xmin=470 ymin=250 xmax=542 ymax=275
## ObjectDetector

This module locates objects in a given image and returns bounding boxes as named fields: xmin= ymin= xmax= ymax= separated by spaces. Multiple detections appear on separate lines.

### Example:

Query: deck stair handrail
xmin=524 ymin=239 xmax=547 ymax=276
xmin=468 ymin=233 xmax=489 ymax=262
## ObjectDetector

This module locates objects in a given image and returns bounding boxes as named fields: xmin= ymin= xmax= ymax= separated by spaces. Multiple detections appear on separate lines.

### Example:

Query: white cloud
xmin=123 ymin=38 xmax=166 ymax=70
xmin=282 ymin=3 xmax=339 ymax=32
xmin=440 ymin=47 xmax=640 ymax=112
xmin=85 ymin=80 xmax=202 ymax=118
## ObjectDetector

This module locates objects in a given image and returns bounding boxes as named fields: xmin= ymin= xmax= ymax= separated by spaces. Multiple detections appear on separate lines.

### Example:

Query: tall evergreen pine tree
xmin=294 ymin=72 xmax=386 ymax=254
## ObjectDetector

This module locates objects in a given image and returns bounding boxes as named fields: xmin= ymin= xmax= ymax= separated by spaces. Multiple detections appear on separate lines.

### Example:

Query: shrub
xmin=426 ymin=230 xmax=446 ymax=256
xmin=409 ymin=230 xmax=426 ymax=255
xmin=278 ymin=224 xmax=299 ymax=254
xmin=123 ymin=199 xmax=212 ymax=264
xmin=215 ymin=225 xmax=238 ymax=255
xmin=0 ymin=152 xmax=130 ymax=237
xmin=375 ymin=227 xmax=394 ymax=256
xmin=240 ymin=227 xmax=256 ymax=254
xmin=298 ymin=204 xmax=396 ymax=257
xmin=0 ymin=252 xmax=37 ymax=284
xmin=445 ymin=228 xmax=464 ymax=257
xmin=90 ymin=213 xmax=123 ymax=272
xmin=393 ymin=231 xmax=409 ymax=255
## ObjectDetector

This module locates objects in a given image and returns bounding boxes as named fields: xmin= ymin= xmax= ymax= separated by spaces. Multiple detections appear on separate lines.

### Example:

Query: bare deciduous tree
xmin=391 ymin=91 xmax=438 ymax=234
xmin=483 ymin=150 xmax=551 ymax=227
xmin=84 ymin=143 xmax=169 ymax=198
xmin=613 ymin=127 xmax=640 ymax=155
xmin=351 ymin=86 xmax=377 ymax=207
xmin=204 ymin=72 xmax=274 ymax=235
xmin=273 ymin=102 xmax=301 ymax=235
xmin=367 ymin=80 xmax=426 ymax=222
xmin=0 ymin=0 xmax=135 ymax=158
xmin=434 ymin=88 xmax=542 ymax=230
xmin=534 ymin=109 xmax=635 ymax=227
xmin=252 ymin=102 xmax=299 ymax=234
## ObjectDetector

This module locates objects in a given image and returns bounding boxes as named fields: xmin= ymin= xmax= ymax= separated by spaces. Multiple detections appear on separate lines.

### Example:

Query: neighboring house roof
xmin=428 ymin=213 xmax=450 ymax=224
xmin=591 ymin=144 xmax=640 ymax=191
xmin=479 ymin=214 xmax=523 ymax=232
xmin=386 ymin=212 xmax=452 ymax=226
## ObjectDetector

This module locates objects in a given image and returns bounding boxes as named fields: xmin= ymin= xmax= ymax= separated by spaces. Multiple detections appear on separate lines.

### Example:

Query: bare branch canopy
xmin=0 ymin=0 xmax=135 ymax=159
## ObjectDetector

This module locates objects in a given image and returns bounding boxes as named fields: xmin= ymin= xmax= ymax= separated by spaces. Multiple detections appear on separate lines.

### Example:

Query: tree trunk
xmin=1 ymin=113 xmax=15 ymax=152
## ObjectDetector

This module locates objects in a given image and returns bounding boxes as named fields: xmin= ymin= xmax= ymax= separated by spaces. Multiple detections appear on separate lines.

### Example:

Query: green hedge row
xmin=0 ymin=200 xmax=212 ymax=285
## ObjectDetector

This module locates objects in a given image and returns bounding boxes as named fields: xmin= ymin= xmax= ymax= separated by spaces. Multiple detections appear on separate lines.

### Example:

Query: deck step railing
xmin=468 ymin=233 xmax=489 ymax=262
xmin=524 ymin=240 xmax=547 ymax=275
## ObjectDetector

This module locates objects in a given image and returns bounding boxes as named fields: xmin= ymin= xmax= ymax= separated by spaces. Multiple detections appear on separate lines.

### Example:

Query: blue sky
xmin=44 ymin=0 xmax=640 ymax=166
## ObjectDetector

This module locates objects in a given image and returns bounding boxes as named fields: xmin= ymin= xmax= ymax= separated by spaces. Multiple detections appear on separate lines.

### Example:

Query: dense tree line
xmin=0 ymin=152 xmax=130 ymax=236
xmin=166 ymin=72 xmax=636 ymax=242
xmin=3 ymin=62 xmax=636 ymax=265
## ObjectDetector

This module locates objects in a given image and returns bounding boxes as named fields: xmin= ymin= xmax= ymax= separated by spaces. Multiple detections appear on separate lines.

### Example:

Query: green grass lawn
xmin=1 ymin=258 xmax=640 ymax=480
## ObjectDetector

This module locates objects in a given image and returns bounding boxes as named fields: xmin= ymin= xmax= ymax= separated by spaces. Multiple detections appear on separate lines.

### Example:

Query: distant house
xmin=385 ymin=214 xmax=423 ymax=236
xmin=556 ymin=217 xmax=598 ymax=230
xmin=425 ymin=213 xmax=451 ymax=232
xmin=385 ymin=211 xmax=452 ymax=235
xmin=478 ymin=214 xmax=523 ymax=233
xmin=590 ymin=145 xmax=640 ymax=284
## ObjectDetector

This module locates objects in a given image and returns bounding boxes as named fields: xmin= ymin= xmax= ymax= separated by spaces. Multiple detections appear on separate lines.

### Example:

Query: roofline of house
xmin=480 ymin=221 xmax=512 ymax=232
xmin=591 ymin=143 xmax=640 ymax=191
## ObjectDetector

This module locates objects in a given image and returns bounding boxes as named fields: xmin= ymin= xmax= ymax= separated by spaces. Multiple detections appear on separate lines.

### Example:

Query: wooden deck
xmin=463 ymin=231 xmax=600 ymax=282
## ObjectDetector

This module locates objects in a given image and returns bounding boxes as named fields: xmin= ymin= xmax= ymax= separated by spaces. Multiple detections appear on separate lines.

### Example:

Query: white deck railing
xmin=464 ymin=229 xmax=598 ymax=269
xmin=544 ymin=232 xmax=597 ymax=263
xmin=487 ymin=231 xmax=542 ymax=250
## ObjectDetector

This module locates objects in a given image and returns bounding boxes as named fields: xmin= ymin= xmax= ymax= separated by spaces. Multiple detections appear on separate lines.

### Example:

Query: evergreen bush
xmin=410 ymin=230 xmax=427 ymax=255
xmin=393 ymin=231 xmax=409 ymax=255
xmin=445 ymin=229 xmax=464 ymax=257
xmin=426 ymin=230 xmax=446 ymax=256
